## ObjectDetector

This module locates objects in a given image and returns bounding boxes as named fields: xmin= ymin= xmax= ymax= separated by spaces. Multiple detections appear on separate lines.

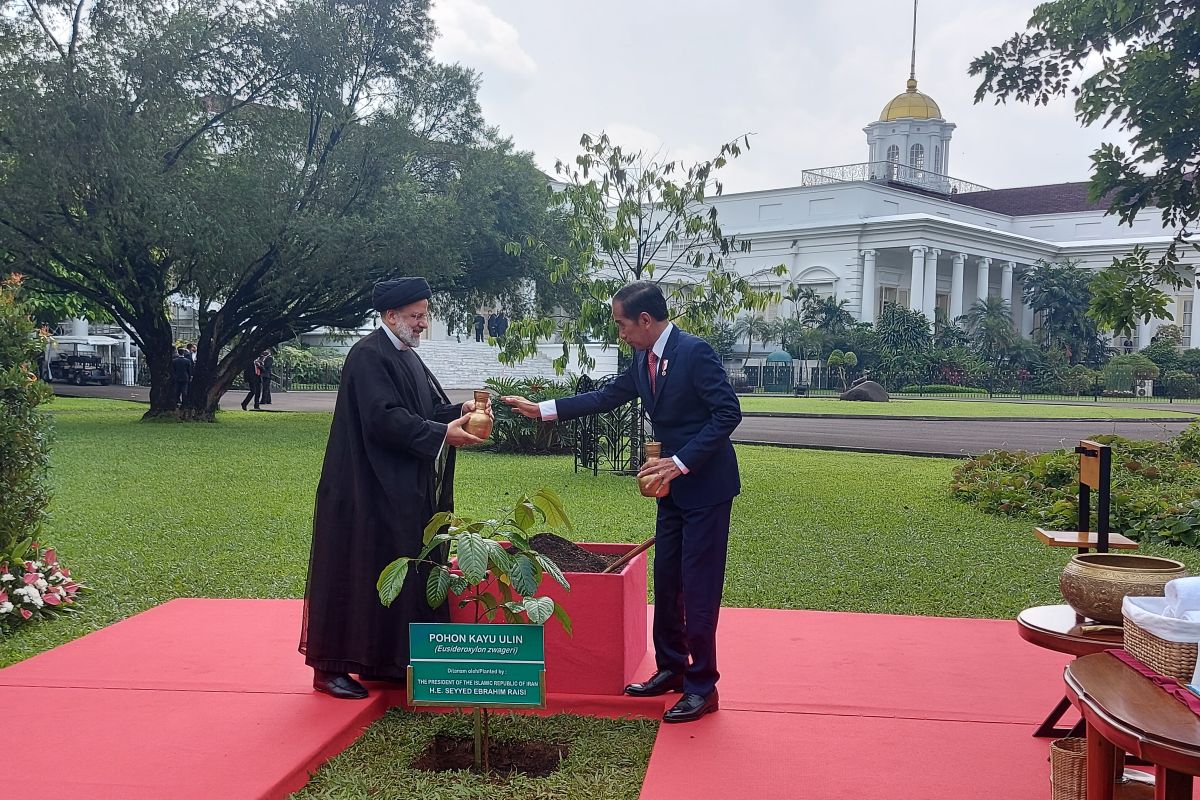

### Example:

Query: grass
xmin=291 ymin=711 xmax=657 ymax=800
xmin=738 ymin=395 xmax=1198 ymax=419
xmin=14 ymin=397 xmax=1200 ymax=796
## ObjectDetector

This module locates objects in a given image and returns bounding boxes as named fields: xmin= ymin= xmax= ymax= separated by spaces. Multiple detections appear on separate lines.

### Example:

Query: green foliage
xmin=1162 ymin=370 xmax=1200 ymax=399
xmin=898 ymin=384 xmax=987 ymax=395
xmin=700 ymin=321 xmax=738 ymax=361
xmin=272 ymin=344 xmax=344 ymax=387
xmin=0 ymin=275 xmax=53 ymax=556
xmin=0 ymin=0 xmax=548 ymax=418
xmin=1020 ymin=260 xmax=1106 ymax=362
xmin=1142 ymin=325 xmax=1184 ymax=372
xmin=1088 ymin=248 xmax=1187 ymax=337
xmin=1106 ymin=352 xmax=1160 ymax=381
xmin=497 ymin=133 xmax=785 ymax=372
xmin=971 ymin=1 xmax=1200 ymax=266
xmin=951 ymin=425 xmax=1200 ymax=546
xmin=377 ymin=489 xmax=574 ymax=632
xmin=484 ymin=376 xmax=576 ymax=454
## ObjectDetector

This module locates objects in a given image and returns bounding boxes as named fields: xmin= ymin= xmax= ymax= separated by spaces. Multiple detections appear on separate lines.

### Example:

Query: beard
xmin=392 ymin=319 xmax=421 ymax=348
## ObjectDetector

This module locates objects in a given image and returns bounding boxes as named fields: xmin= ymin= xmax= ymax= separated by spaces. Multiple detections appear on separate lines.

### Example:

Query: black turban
xmin=372 ymin=277 xmax=431 ymax=312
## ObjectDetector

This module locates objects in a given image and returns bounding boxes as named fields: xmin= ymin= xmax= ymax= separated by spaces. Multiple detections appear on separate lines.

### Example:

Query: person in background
xmin=259 ymin=350 xmax=274 ymax=406
xmin=171 ymin=347 xmax=194 ymax=408
xmin=473 ymin=313 xmax=485 ymax=343
xmin=187 ymin=343 xmax=197 ymax=362
xmin=240 ymin=354 xmax=263 ymax=411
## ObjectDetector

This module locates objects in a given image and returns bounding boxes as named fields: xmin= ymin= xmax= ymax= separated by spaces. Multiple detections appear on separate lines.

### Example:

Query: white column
xmin=1136 ymin=317 xmax=1150 ymax=351
xmin=1191 ymin=267 xmax=1200 ymax=349
xmin=860 ymin=249 xmax=877 ymax=325
xmin=950 ymin=253 xmax=966 ymax=321
xmin=909 ymin=246 xmax=926 ymax=314
xmin=1001 ymin=261 xmax=1015 ymax=306
xmin=976 ymin=257 xmax=991 ymax=305
xmin=923 ymin=248 xmax=940 ymax=321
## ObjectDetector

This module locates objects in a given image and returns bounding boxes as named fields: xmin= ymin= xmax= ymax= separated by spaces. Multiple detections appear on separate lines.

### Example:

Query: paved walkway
xmin=53 ymin=384 xmax=1197 ymax=456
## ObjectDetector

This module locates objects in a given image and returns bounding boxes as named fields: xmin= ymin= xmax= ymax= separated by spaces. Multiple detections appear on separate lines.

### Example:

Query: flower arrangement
xmin=0 ymin=543 xmax=82 ymax=629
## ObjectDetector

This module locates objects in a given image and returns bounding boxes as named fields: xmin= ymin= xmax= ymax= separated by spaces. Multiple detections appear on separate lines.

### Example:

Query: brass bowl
xmin=1059 ymin=553 xmax=1187 ymax=624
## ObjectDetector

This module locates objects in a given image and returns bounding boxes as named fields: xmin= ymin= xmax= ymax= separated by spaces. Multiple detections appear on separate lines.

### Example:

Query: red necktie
xmin=647 ymin=351 xmax=658 ymax=393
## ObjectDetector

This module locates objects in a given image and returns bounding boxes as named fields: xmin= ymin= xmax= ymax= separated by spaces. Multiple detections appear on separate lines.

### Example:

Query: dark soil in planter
xmin=526 ymin=533 xmax=617 ymax=573
xmin=412 ymin=734 xmax=569 ymax=777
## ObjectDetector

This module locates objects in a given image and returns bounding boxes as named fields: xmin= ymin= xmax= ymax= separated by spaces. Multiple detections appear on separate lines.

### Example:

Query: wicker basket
xmin=1124 ymin=614 xmax=1199 ymax=681
xmin=1050 ymin=738 xmax=1086 ymax=800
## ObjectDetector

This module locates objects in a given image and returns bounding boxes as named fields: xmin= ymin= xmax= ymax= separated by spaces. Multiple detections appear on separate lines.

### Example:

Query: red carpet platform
xmin=0 ymin=599 xmax=1125 ymax=798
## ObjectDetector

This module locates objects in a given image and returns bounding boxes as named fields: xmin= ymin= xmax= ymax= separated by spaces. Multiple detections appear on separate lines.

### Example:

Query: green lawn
xmin=13 ymin=397 xmax=1200 ymax=798
xmin=739 ymin=395 xmax=1197 ymax=419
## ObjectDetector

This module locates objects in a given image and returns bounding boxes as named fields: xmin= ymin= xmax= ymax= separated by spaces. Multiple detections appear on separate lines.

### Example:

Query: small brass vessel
xmin=638 ymin=441 xmax=670 ymax=498
xmin=464 ymin=389 xmax=493 ymax=439
xmin=1059 ymin=553 xmax=1187 ymax=624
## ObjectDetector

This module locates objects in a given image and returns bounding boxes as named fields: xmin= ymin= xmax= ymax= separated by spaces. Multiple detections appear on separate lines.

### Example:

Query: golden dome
xmin=880 ymin=78 xmax=942 ymax=121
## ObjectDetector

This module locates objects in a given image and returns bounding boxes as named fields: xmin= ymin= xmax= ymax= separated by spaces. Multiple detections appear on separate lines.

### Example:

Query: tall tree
xmin=1021 ymin=259 xmax=1105 ymax=362
xmin=971 ymin=0 xmax=1192 ymax=323
xmin=0 ymin=0 xmax=546 ymax=419
xmin=497 ymin=133 xmax=785 ymax=371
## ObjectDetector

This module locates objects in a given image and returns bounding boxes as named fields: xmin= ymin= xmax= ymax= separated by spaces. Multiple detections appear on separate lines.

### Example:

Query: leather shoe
xmin=313 ymin=670 xmax=368 ymax=700
xmin=624 ymin=669 xmax=684 ymax=697
xmin=663 ymin=690 xmax=719 ymax=723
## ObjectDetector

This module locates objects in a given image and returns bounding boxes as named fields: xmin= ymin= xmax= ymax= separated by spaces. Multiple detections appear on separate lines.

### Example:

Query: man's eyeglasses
xmin=395 ymin=312 xmax=429 ymax=323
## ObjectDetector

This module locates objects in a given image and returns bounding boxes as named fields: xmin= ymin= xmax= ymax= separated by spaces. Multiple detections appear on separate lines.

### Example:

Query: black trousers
xmin=242 ymin=377 xmax=261 ymax=409
xmin=173 ymin=378 xmax=189 ymax=406
xmin=651 ymin=495 xmax=733 ymax=697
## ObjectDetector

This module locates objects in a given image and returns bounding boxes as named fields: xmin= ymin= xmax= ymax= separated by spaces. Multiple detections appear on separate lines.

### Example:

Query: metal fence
xmin=728 ymin=364 xmax=1198 ymax=403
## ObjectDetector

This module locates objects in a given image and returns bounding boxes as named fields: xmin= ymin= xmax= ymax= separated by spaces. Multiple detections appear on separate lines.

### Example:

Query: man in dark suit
xmin=502 ymin=281 xmax=741 ymax=724
xmin=170 ymin=347 xmax=193 ymax=407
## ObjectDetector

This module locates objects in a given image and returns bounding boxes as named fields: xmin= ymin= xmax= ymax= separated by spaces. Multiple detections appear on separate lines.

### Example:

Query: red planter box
xmin=449 ymin=542 xmax=648 ymax=696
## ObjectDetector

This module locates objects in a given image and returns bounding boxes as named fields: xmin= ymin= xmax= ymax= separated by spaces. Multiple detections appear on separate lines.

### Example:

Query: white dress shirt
xmin=539 ymin=323 xmax=688 ymax=473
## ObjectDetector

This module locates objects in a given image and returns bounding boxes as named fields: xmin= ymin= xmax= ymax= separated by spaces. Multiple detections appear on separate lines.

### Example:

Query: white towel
xmin=1164 ymin=576 xmax=1200 ymax=618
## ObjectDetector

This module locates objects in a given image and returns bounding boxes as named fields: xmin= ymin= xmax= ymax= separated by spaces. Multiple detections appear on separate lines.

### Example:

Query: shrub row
xmin=950 ymin=424 xmax=1200 ymax=547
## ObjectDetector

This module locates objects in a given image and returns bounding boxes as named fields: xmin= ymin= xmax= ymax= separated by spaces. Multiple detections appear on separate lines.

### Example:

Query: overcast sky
xmin=429 ymin=0 xmax=1131 ymax=194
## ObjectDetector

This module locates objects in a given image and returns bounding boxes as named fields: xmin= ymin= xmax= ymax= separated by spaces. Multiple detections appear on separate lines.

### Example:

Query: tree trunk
xmin=142 ymin=343 xmax=177 ymax=418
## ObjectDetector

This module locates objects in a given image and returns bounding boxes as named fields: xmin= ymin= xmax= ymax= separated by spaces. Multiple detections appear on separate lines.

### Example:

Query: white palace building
xmin=704 ymin=75 xmax=1199 ymax=353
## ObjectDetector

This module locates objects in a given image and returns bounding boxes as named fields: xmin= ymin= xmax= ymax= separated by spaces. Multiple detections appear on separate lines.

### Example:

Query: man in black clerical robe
xmin=299 ymin=277 xmax=489 ymax=700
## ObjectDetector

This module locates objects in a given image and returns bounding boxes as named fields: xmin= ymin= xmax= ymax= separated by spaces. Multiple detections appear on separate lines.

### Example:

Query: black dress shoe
xmin=624 ymin=669 xmax=684 ymax=697
xmin=313 ymin=670 xmax=368 ymax=700
xmin=663 ymin=690 xmax=719 ymax=723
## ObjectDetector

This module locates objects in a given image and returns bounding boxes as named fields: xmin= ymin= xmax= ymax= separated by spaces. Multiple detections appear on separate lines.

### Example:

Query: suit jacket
xmin=555 ymin=327 xmax=741 ymax=509
xmin=171 ymin=355 xmax=193 ymax=382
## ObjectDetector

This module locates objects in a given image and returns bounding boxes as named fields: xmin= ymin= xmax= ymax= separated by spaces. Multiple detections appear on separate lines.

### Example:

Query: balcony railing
xmin=801 ymin=162 xmax=989 ymax=196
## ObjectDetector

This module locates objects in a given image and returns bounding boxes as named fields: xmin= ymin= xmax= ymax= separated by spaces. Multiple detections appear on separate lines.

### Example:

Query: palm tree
xmin=962 ymin=297 xmax=1017 ymax=364
xmin=815 ymin=297 xmax=855 ymax=335
xmin=731 ymin=314 xmax=773 ymax=359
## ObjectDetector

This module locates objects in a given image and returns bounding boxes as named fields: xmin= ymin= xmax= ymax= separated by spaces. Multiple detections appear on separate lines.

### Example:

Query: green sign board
xmin=408 ymin=623 xmax=546 ymax=708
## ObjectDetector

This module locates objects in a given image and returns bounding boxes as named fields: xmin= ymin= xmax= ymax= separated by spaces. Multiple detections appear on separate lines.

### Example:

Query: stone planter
xmin=1059 ymin=553 xmax=1187 ymax=624
xmin=450 ymin=542 xmax=648 ymax=696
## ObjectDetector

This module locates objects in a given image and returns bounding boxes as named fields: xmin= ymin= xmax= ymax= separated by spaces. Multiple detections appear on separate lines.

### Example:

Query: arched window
xmin=909 ymin=144 xmax=925 ymax=170
xmin=886 ymin=145 xmax=900 ymax=179
xmin=933 ymin=145 xmax=942 ymax=173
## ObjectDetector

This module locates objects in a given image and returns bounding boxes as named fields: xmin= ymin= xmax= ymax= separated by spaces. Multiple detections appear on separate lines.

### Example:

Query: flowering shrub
xmin=0 ymin=543 xmax=82 ymax=628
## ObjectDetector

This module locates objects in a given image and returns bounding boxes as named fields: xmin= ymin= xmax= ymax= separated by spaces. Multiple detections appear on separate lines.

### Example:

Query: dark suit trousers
xmin=652 ymin=494 xmax=732 ymax=697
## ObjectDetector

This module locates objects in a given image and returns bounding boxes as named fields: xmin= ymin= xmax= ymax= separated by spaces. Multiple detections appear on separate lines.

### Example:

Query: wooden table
xmin=1066 ymin=653 xmax=1200 ymax=799
xmin=1019 ymin=604 xmax=1124 ymax=737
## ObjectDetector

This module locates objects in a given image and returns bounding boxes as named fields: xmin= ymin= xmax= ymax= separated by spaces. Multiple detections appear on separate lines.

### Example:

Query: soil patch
xmin=412 ymin=734 xmax=569 ymax=777
xmin=526 ymin=533 xmax=617 ymax=573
